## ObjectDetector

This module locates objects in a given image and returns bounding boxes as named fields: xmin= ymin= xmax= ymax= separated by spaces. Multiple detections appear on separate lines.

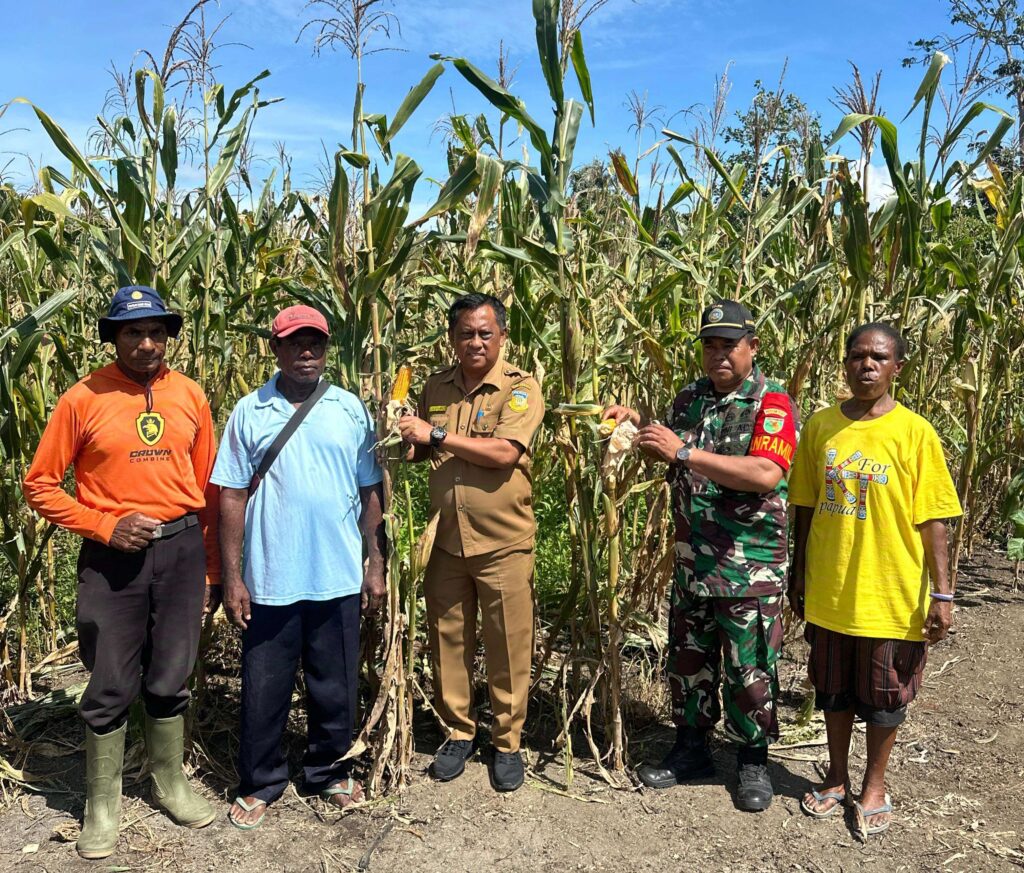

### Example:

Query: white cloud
xmin=854 ymin=159 xmax=894 ymax=211
xmin=865 ymin=163 xmax=894 ymax=211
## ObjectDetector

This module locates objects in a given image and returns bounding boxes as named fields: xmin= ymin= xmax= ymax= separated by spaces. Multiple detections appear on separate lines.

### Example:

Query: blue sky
xmin=0 ymin=0 xmax=999 ymax=212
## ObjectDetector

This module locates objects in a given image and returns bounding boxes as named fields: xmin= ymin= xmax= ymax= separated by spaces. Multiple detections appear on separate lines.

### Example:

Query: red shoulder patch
xmin=749 ymin=392 xmax=797 ymax=471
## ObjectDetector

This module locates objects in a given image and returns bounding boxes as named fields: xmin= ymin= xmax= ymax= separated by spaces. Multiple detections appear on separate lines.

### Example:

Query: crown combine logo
xmin=136 ymin=412 xmax=165 ymax=446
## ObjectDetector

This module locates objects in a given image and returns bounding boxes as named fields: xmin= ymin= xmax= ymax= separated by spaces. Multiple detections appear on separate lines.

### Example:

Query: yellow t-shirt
xmin=789 ymin=403 xmax=962 ymax=641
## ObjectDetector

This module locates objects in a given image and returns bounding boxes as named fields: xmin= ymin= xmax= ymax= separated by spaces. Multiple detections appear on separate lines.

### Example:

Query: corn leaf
xmin=570 ymin=30 xmax=595 ymax=125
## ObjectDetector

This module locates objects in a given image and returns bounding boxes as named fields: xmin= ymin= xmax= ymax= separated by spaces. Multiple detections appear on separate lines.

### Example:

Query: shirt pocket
xmin=716 ymin=412 xmax=755 ymax=456
xmin=470 ymin=410 xmax=500 ymax=437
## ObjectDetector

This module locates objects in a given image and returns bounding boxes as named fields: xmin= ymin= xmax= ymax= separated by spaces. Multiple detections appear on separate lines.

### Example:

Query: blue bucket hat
xmin=98 ymin=286 xmax=183 ymax=343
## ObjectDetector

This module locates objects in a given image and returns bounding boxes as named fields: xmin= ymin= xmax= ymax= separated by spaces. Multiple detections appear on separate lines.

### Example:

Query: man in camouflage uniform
xmin=603 ymin=300 xmax=798 ymax=811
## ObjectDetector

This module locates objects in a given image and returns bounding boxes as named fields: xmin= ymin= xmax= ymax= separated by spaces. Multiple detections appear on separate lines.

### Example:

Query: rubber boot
xmin=77 ymin=722 xmax=126 ymax=860
xmin=637 ymin=726 xmax=714 ymax=789
xmin=144 ymin=714 xmax=215 ymax=828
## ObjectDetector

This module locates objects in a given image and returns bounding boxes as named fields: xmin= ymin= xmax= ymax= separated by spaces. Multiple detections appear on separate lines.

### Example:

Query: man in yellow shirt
xmin=788 ymin=322 xmax=961 ymax=840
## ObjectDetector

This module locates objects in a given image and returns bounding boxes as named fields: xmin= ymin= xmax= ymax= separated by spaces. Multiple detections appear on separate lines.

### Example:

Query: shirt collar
xmin=696 ymin=364 xmax=764 ymax=404
xmin=102 ymin=361 xmax=171 ymax=389
xmin=253 ymin=372 xmax=336 ymax=408
xmin=441 ymin=359 xmax=505 ymax=394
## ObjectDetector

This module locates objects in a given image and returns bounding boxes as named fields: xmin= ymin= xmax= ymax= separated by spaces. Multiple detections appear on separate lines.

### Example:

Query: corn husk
xmin=376 ymin=400 xmax=413 ymax=449
xmin=601 ymin=420 xmax=638 ymax=479
xmin=554 ymin=403 xmax=604 ymax=417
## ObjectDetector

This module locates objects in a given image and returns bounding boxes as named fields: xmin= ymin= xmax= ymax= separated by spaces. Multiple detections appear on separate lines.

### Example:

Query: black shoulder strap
xmin=249 ymin=379 xmax=330 ymax=494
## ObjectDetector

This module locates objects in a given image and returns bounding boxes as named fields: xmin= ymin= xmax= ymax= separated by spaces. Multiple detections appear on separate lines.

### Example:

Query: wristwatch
xmin=430 ymin=426 xmax=447 ymax=448
xmin=675 ymin=446 xmax=692 ymax=467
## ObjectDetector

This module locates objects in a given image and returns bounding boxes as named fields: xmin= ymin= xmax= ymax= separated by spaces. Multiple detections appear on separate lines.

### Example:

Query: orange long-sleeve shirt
xmin=23 ymin=363 xmax=221 ymax=584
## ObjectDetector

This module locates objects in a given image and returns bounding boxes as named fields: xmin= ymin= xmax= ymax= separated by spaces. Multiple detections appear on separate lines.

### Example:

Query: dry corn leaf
xmin=412 ymin=512 xmax=441 ymax=578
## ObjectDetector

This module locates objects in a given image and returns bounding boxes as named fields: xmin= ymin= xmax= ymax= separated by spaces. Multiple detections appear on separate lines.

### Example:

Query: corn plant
xmin=2 ymin=0 xmax=1023 ymax=799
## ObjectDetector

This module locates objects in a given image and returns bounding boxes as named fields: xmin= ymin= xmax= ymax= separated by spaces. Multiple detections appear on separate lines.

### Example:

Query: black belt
xmin=152 ymin=514 xmax=198 ymax=540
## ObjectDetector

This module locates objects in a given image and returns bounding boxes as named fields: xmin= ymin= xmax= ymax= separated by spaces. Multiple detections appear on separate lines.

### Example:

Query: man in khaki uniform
xmin=399 ymin=293 xmax=544 ymax=792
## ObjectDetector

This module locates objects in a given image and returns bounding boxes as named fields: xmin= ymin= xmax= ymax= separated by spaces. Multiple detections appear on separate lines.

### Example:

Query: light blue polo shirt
xmin=211 ymin=375 xmax=383 ymax=606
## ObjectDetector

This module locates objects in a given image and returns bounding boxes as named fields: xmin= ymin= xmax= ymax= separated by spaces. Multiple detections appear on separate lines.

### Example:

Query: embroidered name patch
xmin=429 ymin=405 xmax=446 ymax=414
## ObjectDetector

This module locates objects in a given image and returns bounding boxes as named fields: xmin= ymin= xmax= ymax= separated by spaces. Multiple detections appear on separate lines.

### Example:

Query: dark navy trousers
xmin=237 ymin=594 xmax=360 ymax=802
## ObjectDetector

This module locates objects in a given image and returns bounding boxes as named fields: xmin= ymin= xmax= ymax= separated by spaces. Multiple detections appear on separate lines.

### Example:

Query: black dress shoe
xmin=736 ymin=762 xmax=773 ymax=811
xmin=637 ymin=728 xmax=714 ymax=789
xmin=492 ymin=750 xmax=524 ymax=792
xmin=431 ymin=739 xmax=474 ymax=781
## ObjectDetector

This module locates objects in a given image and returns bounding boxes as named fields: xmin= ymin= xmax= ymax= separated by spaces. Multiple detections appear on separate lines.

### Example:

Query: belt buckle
xmin=152 ymin=523 xmax=165 ymax=540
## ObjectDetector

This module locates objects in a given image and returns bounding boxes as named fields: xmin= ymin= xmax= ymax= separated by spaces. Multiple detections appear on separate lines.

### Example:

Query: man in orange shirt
xmin=23 ymin=286 xmax=220 ymax=859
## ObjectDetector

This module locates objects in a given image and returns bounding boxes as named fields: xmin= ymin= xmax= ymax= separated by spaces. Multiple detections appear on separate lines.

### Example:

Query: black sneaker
xmin=637 ymin=728 xmax=714 ymax=789
xmin=736 ymin=762 xmax=773 ymax=811
xmin=431 ymin=739 xmax=474 ymax=781
xmin=491 ymin=750 xmax=524 ymax=792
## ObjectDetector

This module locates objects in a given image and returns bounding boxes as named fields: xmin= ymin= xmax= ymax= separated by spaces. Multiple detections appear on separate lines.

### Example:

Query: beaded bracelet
xmin=929 ymin=591 xmax=954 ymax=602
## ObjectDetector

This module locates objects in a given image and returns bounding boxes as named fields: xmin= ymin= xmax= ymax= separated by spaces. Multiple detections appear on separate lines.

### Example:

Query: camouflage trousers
xmin=668 ymin=569 xmax=784 ymax=747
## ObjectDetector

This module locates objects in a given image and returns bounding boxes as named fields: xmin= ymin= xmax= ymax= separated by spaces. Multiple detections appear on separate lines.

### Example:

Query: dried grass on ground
xmin=0 ymin=546 xmax=1020 ymax=872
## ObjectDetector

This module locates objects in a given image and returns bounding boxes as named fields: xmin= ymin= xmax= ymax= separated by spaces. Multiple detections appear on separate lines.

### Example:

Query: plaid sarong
xmin=805 ymin=623 xmax=927 ymax=711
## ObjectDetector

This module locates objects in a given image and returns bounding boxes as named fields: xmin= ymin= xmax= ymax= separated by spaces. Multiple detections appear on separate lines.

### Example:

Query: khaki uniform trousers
xmin=424 ymin=543 xmax=535 ymax=752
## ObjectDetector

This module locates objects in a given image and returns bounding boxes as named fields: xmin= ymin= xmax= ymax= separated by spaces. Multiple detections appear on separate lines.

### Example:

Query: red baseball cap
xmin=271 ymin=305 xmax=330 ymax=338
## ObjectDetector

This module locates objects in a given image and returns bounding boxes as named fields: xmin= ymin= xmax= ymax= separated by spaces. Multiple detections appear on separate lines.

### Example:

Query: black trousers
xmin=238 ymin=595 xmax=360 ymax=803
xmin=76 ymin=524 xmax=206 ymax=732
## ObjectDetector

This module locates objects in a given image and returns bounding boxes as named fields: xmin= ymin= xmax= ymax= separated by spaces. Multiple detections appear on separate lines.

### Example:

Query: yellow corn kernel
xmin=391 ymin=365 xmax=412 ymax=403
xmin=598 ymin=418 xmax=618 ymax=436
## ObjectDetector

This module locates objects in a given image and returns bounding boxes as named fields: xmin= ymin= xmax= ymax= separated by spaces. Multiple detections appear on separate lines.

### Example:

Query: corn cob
xmin=391 ymin=365 xmax=412 ymax=403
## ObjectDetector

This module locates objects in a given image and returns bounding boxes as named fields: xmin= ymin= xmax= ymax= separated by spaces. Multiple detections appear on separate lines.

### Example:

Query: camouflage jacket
xmin=666 ymin=365 xmax=799 ymax=598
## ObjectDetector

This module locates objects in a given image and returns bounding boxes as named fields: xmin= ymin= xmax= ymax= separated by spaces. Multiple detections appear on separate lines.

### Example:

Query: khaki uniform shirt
xmin=419 ymin=360 xmax=545 ymax=557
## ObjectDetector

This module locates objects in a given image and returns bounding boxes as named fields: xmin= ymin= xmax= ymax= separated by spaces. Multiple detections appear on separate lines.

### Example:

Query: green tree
xmin=722 ymin=77 xmax=821 ymax=198
xmin=904 ymin=0 xmax=1024 ymax=172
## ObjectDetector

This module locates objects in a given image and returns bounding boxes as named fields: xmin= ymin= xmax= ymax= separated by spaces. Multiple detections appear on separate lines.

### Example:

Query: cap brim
xmin=698 ymin=326 xmax=751 ymax=340
xmin=272 ymin=323 xmax=330 ymax=339
xmin=99 ymin=313 xmax=182 ymax=343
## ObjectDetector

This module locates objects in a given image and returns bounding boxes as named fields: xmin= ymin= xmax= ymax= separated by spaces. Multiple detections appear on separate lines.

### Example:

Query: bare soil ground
xmin=2 ymin=546 xmax=1022 ymax=873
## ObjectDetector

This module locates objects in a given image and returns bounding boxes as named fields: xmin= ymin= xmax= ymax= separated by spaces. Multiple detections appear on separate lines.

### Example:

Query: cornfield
xmin=2 ymin=0 xmax=1023 ymax=798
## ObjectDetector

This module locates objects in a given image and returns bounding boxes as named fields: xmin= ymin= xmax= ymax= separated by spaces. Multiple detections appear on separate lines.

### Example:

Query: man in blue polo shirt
xmin=211 ymin=304 xmax=386 ymax=829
